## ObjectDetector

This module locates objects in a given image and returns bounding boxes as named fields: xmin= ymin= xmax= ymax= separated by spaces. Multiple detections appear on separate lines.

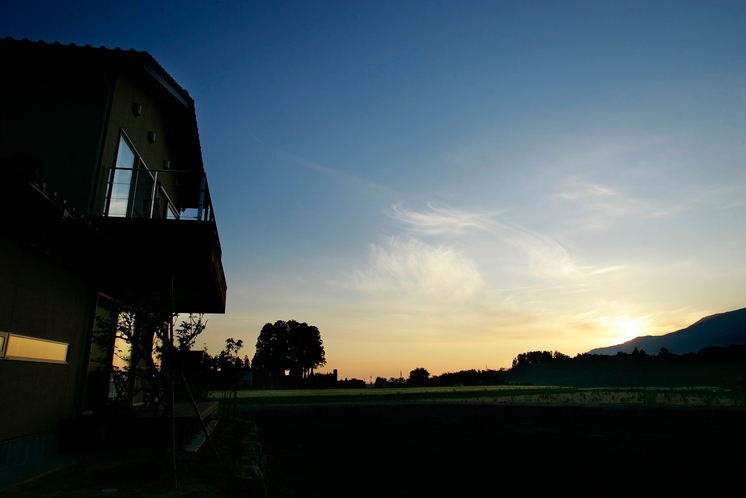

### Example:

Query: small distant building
xmin=311 ymin=369 xmax=338 ymax=389
xmin=238 ymin=371 xmax=254 ymax=388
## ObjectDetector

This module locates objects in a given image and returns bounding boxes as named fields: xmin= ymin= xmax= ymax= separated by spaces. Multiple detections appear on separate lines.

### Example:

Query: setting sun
xmin=606 ymin=317 xmax=649 ymax=346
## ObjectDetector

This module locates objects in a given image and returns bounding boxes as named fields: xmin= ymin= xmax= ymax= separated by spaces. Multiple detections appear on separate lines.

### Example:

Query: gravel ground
xmin=2 ymin=420 xmax=250 ymax=497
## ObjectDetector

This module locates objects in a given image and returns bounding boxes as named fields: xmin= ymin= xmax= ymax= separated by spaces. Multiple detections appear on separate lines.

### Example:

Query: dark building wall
xmin=0 ymin=237 xmax=97 ymax=443
xmin=0 ymin=41 xmax=226 ymax=468
xmin=0 ymin=55 xmax=196 ymax=223
xmin=93 ymin=74 xmax=188 ymax=216
xmin=0 ymin=63 xmax=110 ymax=218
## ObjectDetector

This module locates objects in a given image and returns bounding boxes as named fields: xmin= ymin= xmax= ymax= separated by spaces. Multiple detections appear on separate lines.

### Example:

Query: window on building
xmin=106 ymin=136 xmax=137 ymax=217
xmin=105 ymin=134 xmax=154 ymax=218
xmin=0 ymin=331 xmax=7 ymax=358
xmin=105 ymin=132 xmax=178 ymax=219
xmin=2 ymin=333 xmax=69 ymax=364
xmin=108 ymin=309 xmax=159 ymax=405
xmin=83 ymin=295 xmax=116 ymax=411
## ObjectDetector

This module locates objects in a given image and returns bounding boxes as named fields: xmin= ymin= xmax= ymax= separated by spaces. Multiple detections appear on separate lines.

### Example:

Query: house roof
xmin=0 ymin=38 xmax=226 ymax=313
xmin=2 ymin=36 xmax=195 ymax=108
xmin=1 ymin=37 xmax=207 ymax=176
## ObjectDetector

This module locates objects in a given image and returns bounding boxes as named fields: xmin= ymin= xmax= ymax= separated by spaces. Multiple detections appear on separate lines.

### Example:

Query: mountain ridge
xmin=588 ymin=307 xmax=746 ymax=355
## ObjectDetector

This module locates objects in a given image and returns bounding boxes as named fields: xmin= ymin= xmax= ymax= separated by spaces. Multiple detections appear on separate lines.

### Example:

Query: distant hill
xmin=589 ymin=307 xmax=746 ymax=355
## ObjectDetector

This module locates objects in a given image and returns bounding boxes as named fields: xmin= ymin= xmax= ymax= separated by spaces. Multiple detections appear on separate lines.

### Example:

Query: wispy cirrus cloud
xmin=553 ymin=182 xmax=644 ymax=228
xmin=349 ymin=236 xmax=484 ymax=300
xmin=389 ymin=203 xmax=495 ymax=236
xmin=388 ymin=203 xmax=582 ymax=279
xmin=247 ymin=128 xmax=398 ymax=197
xmin=556 ymin=184 xmax=615 ymax=201
xmin=551 ymin=180 xmax=691 ymax=231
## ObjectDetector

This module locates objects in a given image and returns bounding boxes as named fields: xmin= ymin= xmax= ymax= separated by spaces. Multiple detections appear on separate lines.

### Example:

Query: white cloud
xmin=349 ymin=236 xmax=484 ymax=300
xmin=550 ymin=178 xmax=701 ymax=233
xmin=389 ymin=203 xmax=494 ymax=236
xmin=588 ymin=265 xmax=626 ymax=275
xmin=587 ymin=184 xmax=615 ymax=197
xmin=552 ymin=181 xmax=645 ymax=229
xmin=389 ymin=204 xmax=582 ymax=279
xmin=555 ymin=183 xmax=611 ymax=202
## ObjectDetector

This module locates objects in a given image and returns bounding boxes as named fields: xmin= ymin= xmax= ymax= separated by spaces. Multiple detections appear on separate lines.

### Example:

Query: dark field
xmin=245 ymin=403 xmax=746 ymax=496
xmin=5 ymin=402 xmax=744 ymax=496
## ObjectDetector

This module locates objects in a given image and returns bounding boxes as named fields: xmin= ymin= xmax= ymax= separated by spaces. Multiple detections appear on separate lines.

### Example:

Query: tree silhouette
xmin=511 ymin=351 xmax=554 ymax=368
xmin=218 ymin=337 xmax=247 ymax=373
xmin=253 ymin=320 xmax=326 ymax=388
xmin=407 ymin=367 xmax=430 ymax=387
xmin=175 ymin=314 xmax=207 ymax=352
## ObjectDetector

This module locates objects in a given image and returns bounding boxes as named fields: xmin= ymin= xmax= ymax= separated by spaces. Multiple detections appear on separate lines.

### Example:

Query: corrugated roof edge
xmin=3 ymin=36 xmax=207 ymax=177
xmin=3 ymin=37 xmax=194 ymax=107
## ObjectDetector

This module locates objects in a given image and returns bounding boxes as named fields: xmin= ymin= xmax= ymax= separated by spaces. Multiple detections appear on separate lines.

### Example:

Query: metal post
xmin=170 ymin=275 xmax=178 ymax=488
xmin=149 ymin=170 xmax=158 ymax=219
xmin=129 ymin=164 xmax=137 ymax=218
xmin=104 ymin=168 xmax=115 ymax=216
xmin=197 ymin=174 xmax=206 ymax=221
xmin=181 ymin=372 xmax=219 ymax=460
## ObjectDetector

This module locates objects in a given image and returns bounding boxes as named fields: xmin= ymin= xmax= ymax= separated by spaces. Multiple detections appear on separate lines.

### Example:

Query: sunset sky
xmin=3 ymin=1 xmax=745 ymax=379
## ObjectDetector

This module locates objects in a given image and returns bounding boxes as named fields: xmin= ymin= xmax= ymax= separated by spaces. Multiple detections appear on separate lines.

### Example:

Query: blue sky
xmin=4 ymin=1 xmax=745 ymax=379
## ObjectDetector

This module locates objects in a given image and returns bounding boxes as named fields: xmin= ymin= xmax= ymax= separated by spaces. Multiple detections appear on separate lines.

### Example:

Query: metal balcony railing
xmin=103 ymin=166 xmax=216 ymax=223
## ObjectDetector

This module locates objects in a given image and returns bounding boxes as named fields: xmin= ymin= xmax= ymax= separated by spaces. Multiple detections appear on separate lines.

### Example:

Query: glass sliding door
xmin=107 ymin=137 xmax=137 ymax=217
xmin=130 ymin=167 xmax=154 ymax=218
xmin=106 ymin=134 xmax=154 ymax=218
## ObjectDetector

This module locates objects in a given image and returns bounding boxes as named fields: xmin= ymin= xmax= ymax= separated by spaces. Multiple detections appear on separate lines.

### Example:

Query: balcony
xmin=102 ymin=166 xmax=216 ymax=223
xmin=90 ymin=167 xmax=226 ymax=313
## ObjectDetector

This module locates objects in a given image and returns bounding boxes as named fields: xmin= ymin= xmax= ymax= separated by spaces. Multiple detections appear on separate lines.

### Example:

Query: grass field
xmin=212 ymin=384 xmax=745 ymax=407
xmin=245 ymin=402 xmax=746 ymax=496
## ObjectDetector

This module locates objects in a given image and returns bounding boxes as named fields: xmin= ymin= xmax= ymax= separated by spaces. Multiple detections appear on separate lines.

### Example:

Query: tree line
xmin=503 ymin=345 xmax=746 ymax=387
xmin=374 ymin=367 xmax=506 ymax=388
xmin=180 ymin=316 xmax=746 ymax=392
xmin=370 ymin=345 xmax=746 ymax=390
xmin=180 ymin=318 xmax=330 ymax=391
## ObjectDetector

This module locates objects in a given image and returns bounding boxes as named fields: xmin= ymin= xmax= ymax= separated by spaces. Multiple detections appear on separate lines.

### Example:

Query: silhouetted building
xmin=311 ymin=368 xmax=338 ymax=388
xmin=0 ymin=38 xmax=226 ymax=470
xmin=238 ymin=371 xmax=254 ymax=388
